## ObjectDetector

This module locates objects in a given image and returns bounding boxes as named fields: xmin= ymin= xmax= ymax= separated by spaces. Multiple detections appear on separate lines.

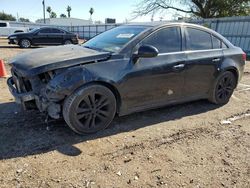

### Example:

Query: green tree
xmin=46 ymin=6 xmax=52 ymax=17
xmin=60 ymin=13 xmax=67 ymax=18
xmin=66 ymin=6 xmax=72 ymax=17
xmin=133 ymin=0 xmax=250 ymax=19
xmin=50 ymin=12 xmax=57 ymax=18
xmin=19 ymin=17 xmax=30 ymax=22
xmin=89 ymin=7 xmax=94 ymax=17
xmin=0 ymin=12 xmax=16 ymax=21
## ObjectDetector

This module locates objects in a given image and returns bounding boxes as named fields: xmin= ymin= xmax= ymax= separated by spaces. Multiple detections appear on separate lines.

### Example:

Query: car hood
xmin=8 ymin=32 xmax=29 ymax=38
xmin=9 ymin=45 xmax=111 ymax=77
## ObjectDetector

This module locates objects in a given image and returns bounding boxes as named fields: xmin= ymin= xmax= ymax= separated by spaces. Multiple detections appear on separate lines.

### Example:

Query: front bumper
xmin=7 ymin=77 xmax=61 ymax=118
xmin=8 ymin=39 xmax=18 ymax=44
xmin=7 ymin=77 xmax=35 ymax=108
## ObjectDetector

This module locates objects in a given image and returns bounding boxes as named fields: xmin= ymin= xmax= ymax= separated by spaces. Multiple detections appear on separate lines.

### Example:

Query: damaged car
xmin=7 ymin=23 xmax=246 ymax=134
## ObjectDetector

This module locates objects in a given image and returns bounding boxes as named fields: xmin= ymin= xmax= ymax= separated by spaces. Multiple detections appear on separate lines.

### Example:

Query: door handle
xmin=212 ymin=58 xmax=221 ymax=62
xmin=173 ymin=64 xmax=185 ymax=69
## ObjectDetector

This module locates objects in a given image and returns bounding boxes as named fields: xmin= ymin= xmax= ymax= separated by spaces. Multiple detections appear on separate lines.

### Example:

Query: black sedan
xmin=8 ymin=27 xmax=78 ymax=48
xmin=7 ymin=23 xmax=246 ymax=134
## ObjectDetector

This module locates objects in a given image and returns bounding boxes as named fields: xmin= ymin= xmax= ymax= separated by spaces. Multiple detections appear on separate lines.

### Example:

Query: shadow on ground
xmin=0 ymin=100 xmax=220 ymax=159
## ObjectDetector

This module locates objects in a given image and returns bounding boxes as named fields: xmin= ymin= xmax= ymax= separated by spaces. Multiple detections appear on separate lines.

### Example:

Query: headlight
xmin=9 ymin=36 xmax=17 ymax=39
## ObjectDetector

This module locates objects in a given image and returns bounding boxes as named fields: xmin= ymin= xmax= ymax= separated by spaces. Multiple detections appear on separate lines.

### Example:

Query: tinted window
xmin=186 ymin=28 xmax=212 ymax=50
xmin=212 ymin=35 xmax=221 ymax=49
xmin=39 ymin=28 xmax=51 ymax=33
xmin=142 ymin=27 xmax=181 ymax=53
xmin=51 ymin=28 xmax=64 ymax=33
xmin=0 ymin=23 xmax=7 ymax=27
xmin=222 ymin=42 xmax=228 ymax=48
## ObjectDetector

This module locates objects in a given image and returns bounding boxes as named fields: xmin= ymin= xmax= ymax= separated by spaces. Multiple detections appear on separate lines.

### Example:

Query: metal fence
xmin=3 ymin=16 xmax=250 ymax=55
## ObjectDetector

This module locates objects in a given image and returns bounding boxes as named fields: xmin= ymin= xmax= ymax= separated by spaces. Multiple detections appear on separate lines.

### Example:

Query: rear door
xmin=183 ymin=27 xmax=224 ymax=98
xmin=48 ymin=28 xmax=64 ymax=44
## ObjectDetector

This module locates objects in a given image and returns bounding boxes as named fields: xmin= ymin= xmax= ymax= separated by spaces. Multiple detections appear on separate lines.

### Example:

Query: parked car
xmin=0 ymin=21 xmax=29 ymax=36
xmin=8 ymin=27 xmax=78 ymax=48
xmin=7 ymin=23 xmax=246 ymax=134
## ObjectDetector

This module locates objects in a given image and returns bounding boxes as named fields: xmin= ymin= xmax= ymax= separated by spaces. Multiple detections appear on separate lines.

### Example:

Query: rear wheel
xmin=209 ymin=71 xmax=237 ymax=104
xmin=19 ymin=39 xmax=31 ymax=48
xmin=64 ymin=40 xmax=72 ymax=45
xmin=63 ymin=84 xmax=117 ymax=134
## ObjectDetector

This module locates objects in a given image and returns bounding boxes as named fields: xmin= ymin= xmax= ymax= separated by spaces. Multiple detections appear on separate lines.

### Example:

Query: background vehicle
xmin=8 ymin=27 xmax=79 ymax=48
xmin=7 ymin=23 xmax=246 ymax=134
xmin=0 ymin=21 xmax=29 ymax=36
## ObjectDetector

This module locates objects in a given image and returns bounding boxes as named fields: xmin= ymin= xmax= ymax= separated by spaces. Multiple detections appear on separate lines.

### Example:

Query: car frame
xmin=7 ymin=22 xmax=246 ymax=134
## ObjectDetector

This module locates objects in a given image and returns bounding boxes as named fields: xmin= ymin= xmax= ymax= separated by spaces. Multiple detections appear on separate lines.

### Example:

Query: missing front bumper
xmin=7 ymin=77 xmax=35 ymax=105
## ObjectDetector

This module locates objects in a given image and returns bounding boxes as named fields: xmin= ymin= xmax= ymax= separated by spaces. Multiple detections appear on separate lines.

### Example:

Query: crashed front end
xmin=7 ymin=68 xmax=63 ymax=119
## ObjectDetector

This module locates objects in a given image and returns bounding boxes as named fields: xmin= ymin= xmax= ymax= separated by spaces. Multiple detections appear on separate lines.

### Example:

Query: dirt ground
xmin=0 ymin=38 xmax=249 ymax=188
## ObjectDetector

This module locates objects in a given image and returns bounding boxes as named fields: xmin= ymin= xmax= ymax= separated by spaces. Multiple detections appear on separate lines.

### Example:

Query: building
xmin=36 ymin=18 xmax=92 ymax=26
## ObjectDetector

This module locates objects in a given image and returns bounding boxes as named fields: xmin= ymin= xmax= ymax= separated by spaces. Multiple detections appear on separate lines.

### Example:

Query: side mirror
xmin=133 ymin=45 xmax=159 ymax=63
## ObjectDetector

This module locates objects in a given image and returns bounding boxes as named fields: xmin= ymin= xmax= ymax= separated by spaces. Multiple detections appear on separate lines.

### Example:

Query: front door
xmin=119 ymin=26 xmax=187 ymax=113
xmin=33 ymin=28 xmax=51 ymax=44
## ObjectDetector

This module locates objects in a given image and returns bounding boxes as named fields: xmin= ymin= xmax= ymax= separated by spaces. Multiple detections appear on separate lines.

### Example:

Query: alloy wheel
xmin=21 ymin=39 xmax=31 ymax=48
xmin=215 ymin=73 xmax=236 ymax=102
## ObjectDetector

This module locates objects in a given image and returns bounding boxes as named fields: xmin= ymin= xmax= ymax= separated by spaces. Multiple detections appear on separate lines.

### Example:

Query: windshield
xmin=83 ymin=25 xmax=149 ymax=53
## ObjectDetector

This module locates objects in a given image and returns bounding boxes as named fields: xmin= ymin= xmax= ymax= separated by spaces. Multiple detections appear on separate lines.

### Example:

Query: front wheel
xmin=63 ymin=84 xmax=117 ymax=135
xmin=209 ymin=71 xmax=237 ymax=105
xmin=19 ymin=39 xmax=31 ymax=48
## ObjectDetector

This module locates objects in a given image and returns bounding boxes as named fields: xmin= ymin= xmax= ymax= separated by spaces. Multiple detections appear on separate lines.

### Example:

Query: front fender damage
xmin=42 ymin=66 xmax=95 ymax=119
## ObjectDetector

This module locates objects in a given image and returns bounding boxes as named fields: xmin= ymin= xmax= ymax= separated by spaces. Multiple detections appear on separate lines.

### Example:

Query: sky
xmin=0 ymin=0 xmax=185 ymax=23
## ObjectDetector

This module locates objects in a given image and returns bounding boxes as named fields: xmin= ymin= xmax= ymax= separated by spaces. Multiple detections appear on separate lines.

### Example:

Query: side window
xmin=0 ymin=23 xmax=7 ymax=27
xmin=51 ymin=28 xmax=64 ymax=33
xmin=212 ymin=35 xmax=221 ymax=49
xmin=142 ymin=27 xmax=181 ymax=53
xmin=39 ymin=28 xmax=51 ymax=34
xmin=186 ymin=28 xmax=212 ymax=50
xmin=222 ymin=42 xmax=228 ymax=49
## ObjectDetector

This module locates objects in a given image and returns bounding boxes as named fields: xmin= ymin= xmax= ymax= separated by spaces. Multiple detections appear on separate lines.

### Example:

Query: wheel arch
xmin=18 ymin=38 xmax=32 ymax=46
xmin=221 ymin=66 xmax=239 ymax=85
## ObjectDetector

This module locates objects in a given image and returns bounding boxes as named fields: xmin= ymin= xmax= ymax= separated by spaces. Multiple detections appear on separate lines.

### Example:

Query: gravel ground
xmin=0 ymin=38 xmax=249 ymax=188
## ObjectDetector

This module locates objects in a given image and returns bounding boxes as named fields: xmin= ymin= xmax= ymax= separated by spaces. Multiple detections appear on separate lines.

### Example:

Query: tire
xmin=63 ymin=84 xmax=117 ymax=135
xmin=19 ymin=39 xmax=31 ymax=48
xmin=209 ymin=71 xmax=237 ymax=105
xmin=64 ymin=40 xmax=72 ymax=45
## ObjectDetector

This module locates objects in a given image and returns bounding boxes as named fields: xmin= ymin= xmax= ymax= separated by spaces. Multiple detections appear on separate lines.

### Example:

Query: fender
xmin=45 ymin=66 xmax=92 ymax=101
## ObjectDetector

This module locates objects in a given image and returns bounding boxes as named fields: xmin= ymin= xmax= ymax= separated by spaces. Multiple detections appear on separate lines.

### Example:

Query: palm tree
xmin=66 ymin=6 xmax=72 ymax=17
xmin=89 ymin=7 xmax=94 ymax=19
xmin=50 ymin=12 xmax=57 ymax=18
xmin=46 ymin=6 xmax=52 ymax=17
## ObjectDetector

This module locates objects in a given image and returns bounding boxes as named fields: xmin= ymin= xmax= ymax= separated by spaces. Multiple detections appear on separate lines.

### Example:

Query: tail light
xmin=243 ymin=52 xmax=247 ymax=61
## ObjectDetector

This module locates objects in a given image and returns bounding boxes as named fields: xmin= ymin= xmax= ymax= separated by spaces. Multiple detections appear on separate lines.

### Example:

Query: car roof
xmin=126 ymin=21 xmax=205 ymax=29
xmin=125 ymin=21 xmax=233 ymax=47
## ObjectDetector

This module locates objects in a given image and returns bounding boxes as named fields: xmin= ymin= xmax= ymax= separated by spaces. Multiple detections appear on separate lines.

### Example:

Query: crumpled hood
xmin=9 ymin=45 xmax=111 ymax=77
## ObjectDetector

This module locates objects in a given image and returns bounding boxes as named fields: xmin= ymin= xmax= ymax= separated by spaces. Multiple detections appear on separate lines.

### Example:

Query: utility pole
xmin=42 ymin=0 xmax=45 ymax=23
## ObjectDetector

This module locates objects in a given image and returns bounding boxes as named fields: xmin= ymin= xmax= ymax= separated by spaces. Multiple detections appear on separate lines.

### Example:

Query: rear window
xmin=186 ymin=28 xmax=212 ymax=50
xmin=0 ymin=23 xmax=7 ymax=27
